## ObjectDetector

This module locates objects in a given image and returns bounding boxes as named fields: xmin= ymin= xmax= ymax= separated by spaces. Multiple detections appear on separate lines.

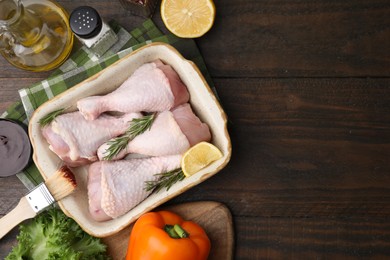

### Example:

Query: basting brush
xmin=0 ymin=165 xmax=77 ymax=239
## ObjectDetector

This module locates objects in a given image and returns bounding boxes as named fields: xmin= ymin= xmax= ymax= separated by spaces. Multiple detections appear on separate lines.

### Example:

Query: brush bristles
xmin=45 ymin=165 xmax=77 ymax=201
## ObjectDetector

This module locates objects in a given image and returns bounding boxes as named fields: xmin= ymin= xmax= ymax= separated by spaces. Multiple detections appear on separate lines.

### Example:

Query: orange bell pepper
xmin=126 ymin=210 xmax=211 ymax=260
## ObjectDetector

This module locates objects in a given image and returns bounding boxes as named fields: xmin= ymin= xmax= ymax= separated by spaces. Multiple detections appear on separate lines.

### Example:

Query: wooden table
xmin=1 ymin=0 xmax=390 ymax=258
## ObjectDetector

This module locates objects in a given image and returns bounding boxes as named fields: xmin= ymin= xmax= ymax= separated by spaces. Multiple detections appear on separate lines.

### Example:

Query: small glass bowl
xmin=118 ymin=0 xmax=158 ymax=18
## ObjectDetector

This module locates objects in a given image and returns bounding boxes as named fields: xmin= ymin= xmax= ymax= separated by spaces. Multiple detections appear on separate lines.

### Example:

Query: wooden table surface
xmin=1 ymin=0 xmax=390 ymax=259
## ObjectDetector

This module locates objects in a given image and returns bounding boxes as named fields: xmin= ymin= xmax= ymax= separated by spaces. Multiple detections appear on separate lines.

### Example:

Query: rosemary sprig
xmin=145 ymin=168 xmax=185 ymax=193
xmin=103 ymin=135 xmax=130 ymax=160
xmin=103 ymin=113 xmax=156 ymax=160
xmin=125 ymin=113 xmax=156 ymax=137
xmin=39 ymin=108 xmax=66 ymax=127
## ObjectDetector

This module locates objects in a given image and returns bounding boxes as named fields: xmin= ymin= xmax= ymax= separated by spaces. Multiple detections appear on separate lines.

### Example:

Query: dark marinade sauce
xmin=0 ymin=119 xmax=32 ymax=177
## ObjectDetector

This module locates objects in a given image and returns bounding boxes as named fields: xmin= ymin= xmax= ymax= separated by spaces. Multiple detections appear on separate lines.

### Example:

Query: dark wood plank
xmin=0 ymin=227 xmax=20 ymax=259
xmin=168 ymin=77 xmax=390 ymax=218
xmin=0 ymin=176 xmax=27 ymax=217
xmin=0 ymin=78 xmax=46 ymax=113
xmin=1 ymin=1 xmax=389 ymax=79
xmin=0 ymin=0 xmax=389 ymax=258
xmin=200 ymin=0 xmax=390 ymax=77
xmin=0 ymin=176 xmax=28 ymax=257
xmin=1 ymin=73 xmax=390 ymax=259
xmin=234 ymin=216 xmax=390 ymax=259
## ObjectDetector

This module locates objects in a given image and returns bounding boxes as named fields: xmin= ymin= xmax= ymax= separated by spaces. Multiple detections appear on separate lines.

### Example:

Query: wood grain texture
xmin=0 ymin=0 xmax=389 ymax=259
xmin=169 ymin=77 xmax=390 ymax=215
xmin=233 ymin=216 xmax=390 ymax=259
xmin=0 ymin=176 xmax=27 ymax=259
xmin=201 ymin=0 xmax=390 ymax=77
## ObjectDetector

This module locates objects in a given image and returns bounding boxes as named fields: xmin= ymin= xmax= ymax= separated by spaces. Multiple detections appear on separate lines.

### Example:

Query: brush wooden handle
xmin=0 ymin=197 xmax=36 ymax=239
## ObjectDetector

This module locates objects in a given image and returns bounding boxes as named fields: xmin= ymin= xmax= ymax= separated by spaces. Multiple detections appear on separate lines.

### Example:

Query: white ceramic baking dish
xmin=29 ymin=42 xmax=231 ymax=237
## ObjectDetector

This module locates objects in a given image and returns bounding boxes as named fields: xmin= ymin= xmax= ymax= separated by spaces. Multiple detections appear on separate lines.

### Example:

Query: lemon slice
xmin=161 ymin=0 xmax=216 ymax=38
xmin=181 ymin=142 xmax=223 ymax=177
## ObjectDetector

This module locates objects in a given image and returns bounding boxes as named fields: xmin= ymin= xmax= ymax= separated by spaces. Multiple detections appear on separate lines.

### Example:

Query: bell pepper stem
xmin=174 ymin=224 xmax=188 ymax=238
xmin=164 ymin=224 xmax=189 ymax=238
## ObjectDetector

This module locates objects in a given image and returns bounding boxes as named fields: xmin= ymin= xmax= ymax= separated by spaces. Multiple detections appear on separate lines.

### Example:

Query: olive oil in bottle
xmin=0 ymin=0 xmax=74 ymax=72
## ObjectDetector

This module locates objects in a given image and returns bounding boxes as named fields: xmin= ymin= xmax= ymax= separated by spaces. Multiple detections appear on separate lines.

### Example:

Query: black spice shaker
xmin=69 ymin=6 xmax=118 ymax=57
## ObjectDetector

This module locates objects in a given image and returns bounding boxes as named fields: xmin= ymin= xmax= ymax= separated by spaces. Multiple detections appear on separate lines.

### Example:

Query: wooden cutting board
xmin=102 ymin=201 xmax=234 ymax=260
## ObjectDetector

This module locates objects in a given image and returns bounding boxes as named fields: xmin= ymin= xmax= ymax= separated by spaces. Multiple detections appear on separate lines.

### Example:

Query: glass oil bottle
xmin=0 ymin=0 xmax=74 ymax=72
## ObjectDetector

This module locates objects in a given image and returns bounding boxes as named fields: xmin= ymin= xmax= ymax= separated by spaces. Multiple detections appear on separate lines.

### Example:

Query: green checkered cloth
xmin=1 ymin=19 xmax=216 ymax=190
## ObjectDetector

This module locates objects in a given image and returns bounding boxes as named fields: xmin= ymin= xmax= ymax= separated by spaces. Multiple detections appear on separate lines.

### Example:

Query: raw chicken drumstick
xmin=41 ymin=111 xmax=142 ymax=167
xmin=87 ymin=154 xmax=182 ymax=221
xmin=97 ymin=103 xmax=211 ymax=161
xmin=77 ymin=60 xmax=190 ymax=120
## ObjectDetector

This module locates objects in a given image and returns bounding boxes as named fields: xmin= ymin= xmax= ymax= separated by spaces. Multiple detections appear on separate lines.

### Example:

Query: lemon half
xmin=181 ymin=142 xmax=223 ymax=177
xmin=161 ymin=0 xmax=216 ymax=38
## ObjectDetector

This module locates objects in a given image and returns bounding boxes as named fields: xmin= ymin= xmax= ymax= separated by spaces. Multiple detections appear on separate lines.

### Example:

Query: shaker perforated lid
xmin=69 ymin=6 xmax=102 ymax=39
